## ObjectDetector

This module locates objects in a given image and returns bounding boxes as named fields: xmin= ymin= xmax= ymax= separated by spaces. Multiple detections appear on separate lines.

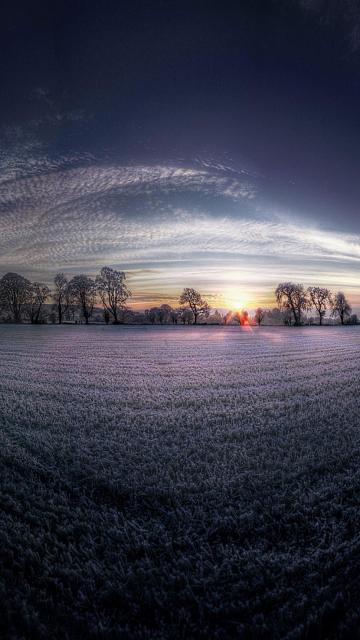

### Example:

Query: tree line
xmin=275 ymin=282 xmax=353 ymax=326
xmin=0 ymin=268 xmax=130 ymax=325
xmin=0 ymin=271 xmax=356 ymax=326
xmin=0 ymin=270 xmax=211 ymax=325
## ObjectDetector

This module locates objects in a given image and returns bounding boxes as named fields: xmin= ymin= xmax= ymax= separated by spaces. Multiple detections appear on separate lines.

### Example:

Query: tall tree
xmin=307 ymin=287 xmax=332 ymax=325
xmin=25 ymin=282 xmax=51 ymax=324
xmin=96 ymin=267 xmax=130 ymax=324
xmin=331 ymin=292 xmax=352 ymax=325
xmin=275 ymin=282 xmax=309 ymax=326
xmin=179 ymin=288 xmax=210 ymax=324
xmin=53 ymin=273 xmax=72 ymax=324
xmin=68 ymin=275 xmax=96 ymax=324
xmin=0 ymin=272 xmax=32 ymax=323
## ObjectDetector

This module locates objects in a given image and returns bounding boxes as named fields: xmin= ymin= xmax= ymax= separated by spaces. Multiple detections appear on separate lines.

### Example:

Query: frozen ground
xmin=0 ymin=325 xmax=360 ymax=638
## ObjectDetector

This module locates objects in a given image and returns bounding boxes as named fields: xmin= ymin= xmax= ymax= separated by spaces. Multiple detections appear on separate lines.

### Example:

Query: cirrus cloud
xmin=0 ymin=130 xmax=359 ymax=308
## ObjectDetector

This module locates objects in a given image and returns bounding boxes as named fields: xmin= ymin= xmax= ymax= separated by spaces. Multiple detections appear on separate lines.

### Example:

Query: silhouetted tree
xmin=96 ymin=266 xmax=130 ymax=324
xmin=0 ymin=272 xmax=32 ymax=322
xmin=275 ymin=282 xmax=309 ymax=326
xmin=146 ymin=307 xmax=159 ymax=324
xmin=254 ymin=307 xmax=265 ymax=326
xmin=208 ymin=309 xmax=223 ymax=324
xmin=171 ymin=308 xmax=180 ymax=324
xmin=158 ymin=304 xmax=172 ymax=324
xmin=232 ymin=310 xmax=249 ymax=326
xmin=25 ymin=282 xmax=51 ymax=324
xmin=179 ymin=288 xmax=210 ymax=324
xmin=241 ymin=310 xmax=249 ymax=326
xmin=331 ymin=291 xmax=351 ymax=325
xmin=307 ymin=286 xmax=332 ymax=325
xmin=53 ymin=273 xmax=72 ymax=324
xmin=103 ymin=309 xmax=110 ymax=325
xmin=68 ymin=275 xmax=96 ymax=324
xmin=180 ymin=308 xmax=194 ymax=324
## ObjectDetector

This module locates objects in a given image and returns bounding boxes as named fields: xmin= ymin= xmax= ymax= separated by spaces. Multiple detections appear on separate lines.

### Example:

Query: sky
xmin=1 ymin=0 xmax=360 ymax=311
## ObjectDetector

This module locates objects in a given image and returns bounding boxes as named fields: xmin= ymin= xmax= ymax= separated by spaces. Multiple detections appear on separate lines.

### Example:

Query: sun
xmin=224 ymin=289 xmax=252 ymax=312
xmin=233 ymin=301 xmax=246 ymax=312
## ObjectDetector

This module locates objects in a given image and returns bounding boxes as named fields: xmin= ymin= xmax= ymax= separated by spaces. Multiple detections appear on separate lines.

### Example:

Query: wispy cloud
xmin=0 ymin=128 xmax=359 ymax=306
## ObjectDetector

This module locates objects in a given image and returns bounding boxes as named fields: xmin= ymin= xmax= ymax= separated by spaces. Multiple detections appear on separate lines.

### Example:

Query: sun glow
xmin=223 ymin=289 xmax=253 ymax=312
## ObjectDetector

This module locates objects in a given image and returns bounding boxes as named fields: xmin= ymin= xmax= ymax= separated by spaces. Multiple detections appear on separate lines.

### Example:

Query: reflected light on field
xmin=259 ymin=330 xmax=285 ymax=342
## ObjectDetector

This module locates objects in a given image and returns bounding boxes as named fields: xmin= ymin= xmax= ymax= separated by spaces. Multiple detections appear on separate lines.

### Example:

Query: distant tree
xmin=265 ymin=308 xmax=283 ymax=325
xmin=241 ymin=310 xmax=249 ymax=326
xmin=349 ymin=314 xmax=358 ymax=325
xmin=0 ymin=272 xmax=32 ymax=322
xmin=232 ymin=310 xmax=249 ymax=326
xmin=103 ymin=309 xmax=110 ymax=325
xmin=283 ymin=310 xmax=293 ymax=326
xmin=49 ymin=310 xmax=57 ymax=324
xmin=275 ymin=282 xmax=309 ymax=326
xmin=331 ymin=291 xmax=352 ymax=325
xmin=179 ymin=288 xmax=210 ymax=324
xmin=171 ymin=308 xmax=180 ymax=324
xmin=158 ymin=304 xmax=172 ymax=324
xmin=146 ymin=307 xmax=159 ymax=324
xmin=96 ymin=266 xmax=130 ymax=324
xmin=25 ymin=282 xmax=51 ymax=324
xmin=224 ymin=310 xmax=233 ymax=325
xmin=68 ymin=275 xmax=96 ymax=325
xmin=208 ymin=309 xmax=223 ymax=325
xmin=180 ymin=308 xmax=194 ymax=325
xmin=254 ymin=307 xmax=265 ymax=326
xmin=307 ymin=287 xmax=332 ymax=325
xmin=53 ymin=273 xmax=72 ymax=324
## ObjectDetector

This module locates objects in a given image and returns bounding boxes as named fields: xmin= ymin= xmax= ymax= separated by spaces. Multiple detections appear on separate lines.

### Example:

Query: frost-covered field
xmin=0 ymin=325 xmax=360 ymax=639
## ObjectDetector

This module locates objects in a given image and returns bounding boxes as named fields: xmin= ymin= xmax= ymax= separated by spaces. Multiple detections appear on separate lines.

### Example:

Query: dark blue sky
xmin=1 ymin=0 xmax=359 ymax=308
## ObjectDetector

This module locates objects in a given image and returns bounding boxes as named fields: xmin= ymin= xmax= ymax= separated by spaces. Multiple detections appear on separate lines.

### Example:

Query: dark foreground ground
xmin=0 ymin=325 xmax=360 ymax=639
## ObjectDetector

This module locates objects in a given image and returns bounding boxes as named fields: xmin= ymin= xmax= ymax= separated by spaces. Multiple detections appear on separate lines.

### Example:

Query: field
xmin=0 ymin=325 xmax=360 ymax=639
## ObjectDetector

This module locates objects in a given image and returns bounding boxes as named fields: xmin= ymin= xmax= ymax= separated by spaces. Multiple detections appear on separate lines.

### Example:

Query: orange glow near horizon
xmin=217 ymin=288 xmax=265 ymax=313
xmin=128 ymin=286 xmax=277 ymax=314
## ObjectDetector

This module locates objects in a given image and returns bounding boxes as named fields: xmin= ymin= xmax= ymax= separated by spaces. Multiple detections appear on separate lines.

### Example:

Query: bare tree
xmin=331 ymin=291 xmax=352 ymax=325
xmin=307 ymin=287 xmax=332 ymax=325
xmin=96 ymin=266 xmax=130 ymax=324
xmin=25 ymin=282 xmax=51 ymax=324
xmin=254 ymin=307 xmax=265 ymax=326
xmin=179 ymin=288 xmax=210 ymax=324
xmin=0 ymin=272 xmax=32 ymax=322
xmin=68 ymin=275 xmax=96 ymax=324
xmin=53 ymin=273 xmax=73 ymax=324
xmin=275 ymin=282 xmax=309 ymax=326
